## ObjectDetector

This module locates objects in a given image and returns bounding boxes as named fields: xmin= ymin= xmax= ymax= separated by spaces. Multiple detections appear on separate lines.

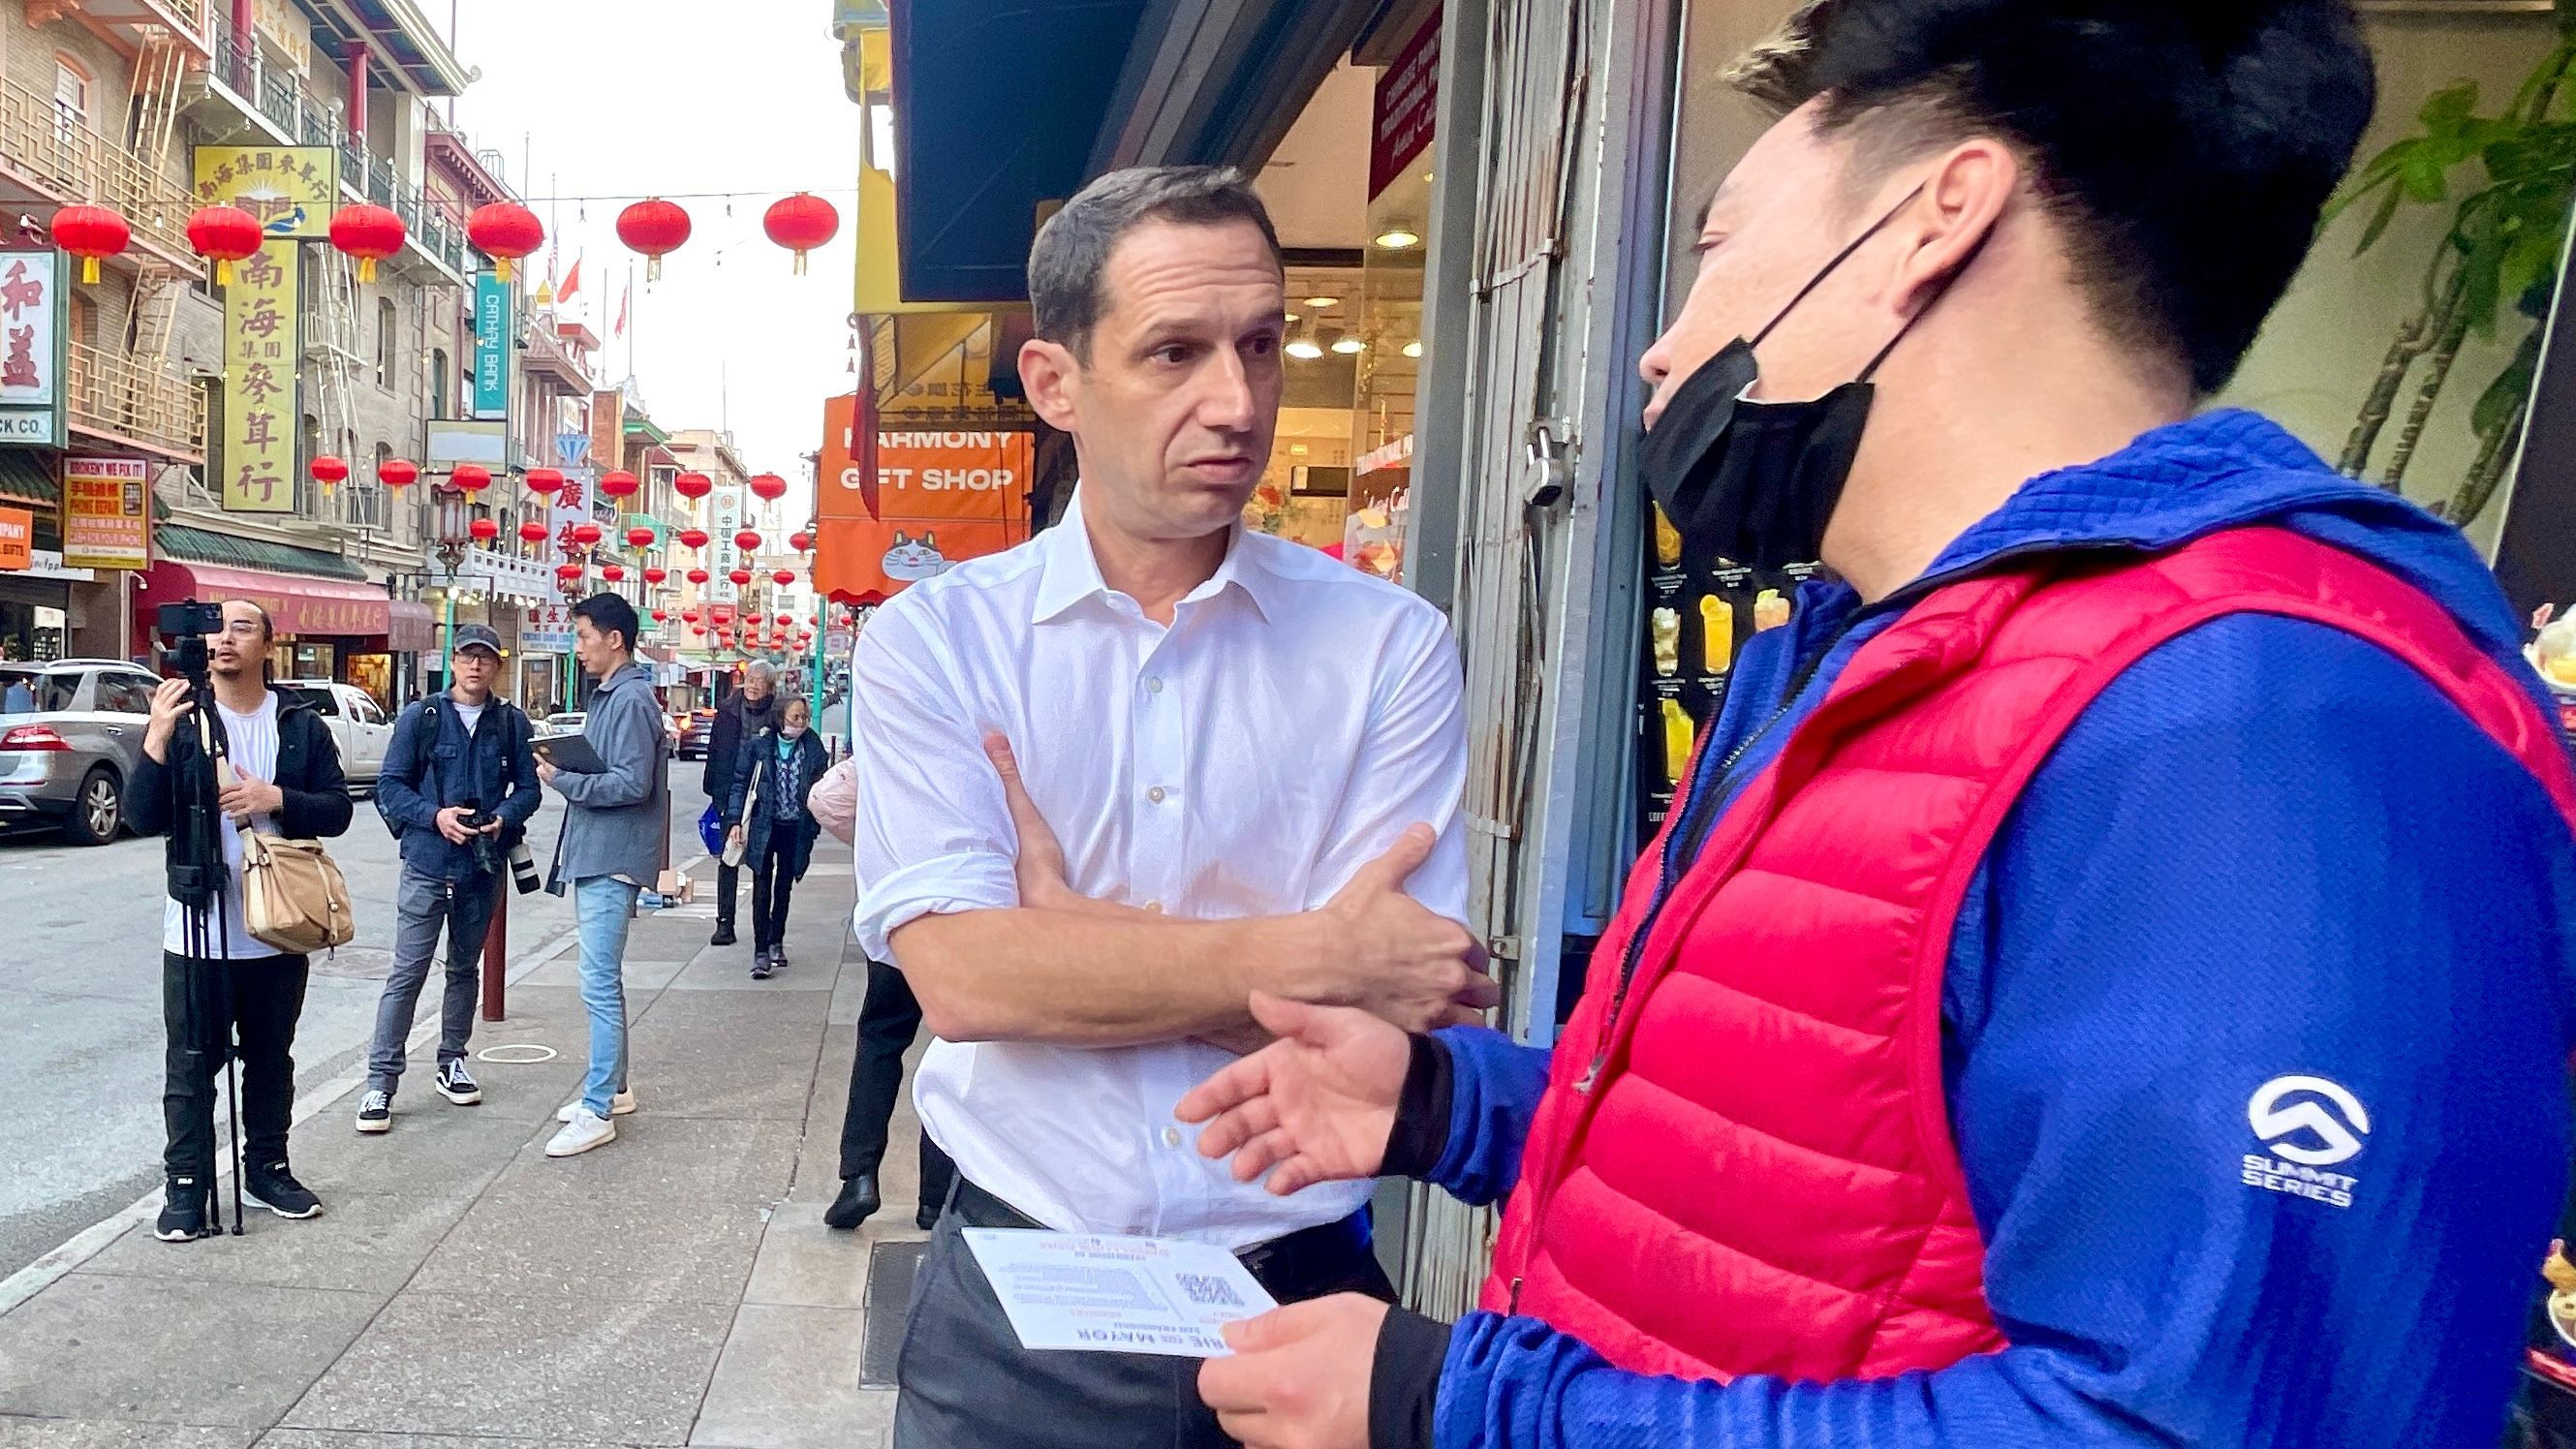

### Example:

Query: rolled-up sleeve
xmin=849 ymin=598 xmax=1023 ymax=963
xmin=1307 ymin=600 xmax=1469 ymax=918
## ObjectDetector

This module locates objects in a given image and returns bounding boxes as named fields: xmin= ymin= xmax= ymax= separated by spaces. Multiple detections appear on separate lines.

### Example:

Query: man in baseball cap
xmin=358 ymin=627 xmax=543 ymax=1131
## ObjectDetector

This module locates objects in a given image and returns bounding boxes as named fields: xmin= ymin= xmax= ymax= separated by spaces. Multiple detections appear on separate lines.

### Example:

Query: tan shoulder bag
xmin=220 ymin=757 xmax=354 ymax=955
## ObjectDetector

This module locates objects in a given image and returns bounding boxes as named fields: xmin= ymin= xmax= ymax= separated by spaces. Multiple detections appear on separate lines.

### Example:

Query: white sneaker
xmin=556 ymin=1089 xmax=636 ymax=1123
xmin=545 ymin=1108 xmax=617 ymax=1157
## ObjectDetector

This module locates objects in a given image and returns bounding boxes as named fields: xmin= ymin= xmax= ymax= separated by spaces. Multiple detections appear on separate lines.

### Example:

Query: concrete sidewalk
xmin=0 ymin=840 xmax=928 ymax=1448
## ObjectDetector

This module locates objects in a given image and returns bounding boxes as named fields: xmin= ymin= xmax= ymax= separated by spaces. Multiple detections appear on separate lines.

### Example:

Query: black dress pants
xmin=750 ymin=828 xmax=799 ymax=952
xmin=840 ymin=958 xmax=953 ymax=1210
xmin=162 ymin=950 xmax=310 ymax=1180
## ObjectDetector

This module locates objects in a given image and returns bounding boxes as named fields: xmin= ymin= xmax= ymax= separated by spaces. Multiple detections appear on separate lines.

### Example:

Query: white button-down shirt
xmin=850 ymin=491 xmax=1469 ymax=1248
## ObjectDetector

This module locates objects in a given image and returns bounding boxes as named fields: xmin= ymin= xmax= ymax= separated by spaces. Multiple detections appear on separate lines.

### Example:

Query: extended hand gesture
xmin=1174 ymin=993 xmax=1412 ymax=1196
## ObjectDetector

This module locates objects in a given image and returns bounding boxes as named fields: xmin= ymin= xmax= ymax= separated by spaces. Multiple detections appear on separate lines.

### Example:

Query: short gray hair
xmin=1028 ymin=166 xmax=1283 ymax=358
xmin=746 ymin=661 xmax=776 ymax=682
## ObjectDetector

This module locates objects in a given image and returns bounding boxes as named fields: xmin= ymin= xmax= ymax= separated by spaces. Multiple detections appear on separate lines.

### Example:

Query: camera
xmin=458 ymin=800 xmax=506 ymax=879
xmin=156 ymin=600 xmax=224 ymax=686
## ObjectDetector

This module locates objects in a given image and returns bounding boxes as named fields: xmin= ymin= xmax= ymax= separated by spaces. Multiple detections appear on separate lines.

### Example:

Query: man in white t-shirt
xmin=131 ymin=600 xmax=354 ymax=1242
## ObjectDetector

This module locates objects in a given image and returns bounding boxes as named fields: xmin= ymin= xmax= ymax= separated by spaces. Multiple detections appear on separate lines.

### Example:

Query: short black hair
xmin=1732 ymin=0 xmax=2376 ymax=394
xmin=1029 ymin=166 xmax=1283 ymax=358
xmin=570 ymin=592 xmax=639 ymax=656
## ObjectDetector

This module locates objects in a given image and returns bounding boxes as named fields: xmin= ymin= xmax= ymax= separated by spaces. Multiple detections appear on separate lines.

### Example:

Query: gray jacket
xmin=545 ymin=663 xmax=667 ymax=890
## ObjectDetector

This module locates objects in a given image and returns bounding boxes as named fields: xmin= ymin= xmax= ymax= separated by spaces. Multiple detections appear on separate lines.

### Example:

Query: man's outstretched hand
xmin=1175 ymin=993 xmax=1412 ymax=1196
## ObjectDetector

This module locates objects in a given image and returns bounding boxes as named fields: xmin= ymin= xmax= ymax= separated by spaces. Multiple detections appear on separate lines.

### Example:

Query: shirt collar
xmin=1031 ymin=486 xmax=1278 ymax=626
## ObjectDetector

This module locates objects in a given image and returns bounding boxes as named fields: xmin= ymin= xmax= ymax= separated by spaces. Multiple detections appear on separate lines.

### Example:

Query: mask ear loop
xmin=1855 ymin=203 xmax=1999 ymax=384
xmin=1749 ymin=182 xmax=1929 ymax=350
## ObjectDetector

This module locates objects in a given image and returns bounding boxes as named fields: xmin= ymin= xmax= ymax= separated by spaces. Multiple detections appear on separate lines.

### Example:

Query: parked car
xmin=0 ymin=659 xmax=159 ymax=845
xmin=674 ymin=707 xmax=715 ymax=760
xmin=537 ymin=711 xmax=587 ymax=741
xmin=274 ymin=680 xmax=392 ymax=793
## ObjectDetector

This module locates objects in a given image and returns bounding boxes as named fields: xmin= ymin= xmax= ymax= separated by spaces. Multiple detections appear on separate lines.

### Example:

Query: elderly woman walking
xmin=722 ymin=694 xmax=828 ymax=978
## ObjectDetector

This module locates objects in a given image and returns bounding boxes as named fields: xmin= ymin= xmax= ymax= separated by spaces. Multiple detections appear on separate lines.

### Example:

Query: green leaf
xmin=2462 ymin=224 xmax=2511 ymax=335
xmin=2471 ymin=332 xmax=2541 ymax=441
xmin=2354 ymin=182 xmax=2406 ymax=256
xmin=2499 ymin=226 xmax=2563 ymax=324
xmin=2403 ymin=151 xmax=2452 ymax=204
xmin=2422 ymin=81 xmax=2481 ymax=133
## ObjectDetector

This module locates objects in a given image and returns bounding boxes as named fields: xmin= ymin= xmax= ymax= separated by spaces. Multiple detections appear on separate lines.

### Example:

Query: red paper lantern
xmin=616 ymin=198 xmax=691 ymax=281
xmin=625 ymin=526 xmax=656 ymax=549
xmin=788 ymin=530 xmax=814 ymax=552
xmin=676 ymin=528 xmax=709 ymax=550
xmin=711 ymin=604 xmax=735 ymax=624
xmin=673 ymin=472 xmax=712 ymax=500
xmin=770 ymin=612 xmax=790 ymax=627
xmin=309 ymin=455 xmax=349 ymax=491
xmin=51 ymin=205 xmax=129 ymax=284
xmin=748 ymin=472 xmax=788 ymax=502
xmin=555 ymin=563 xmax=583 ymax=581
xmin=762 ymin=193 xmax=840 ymax=275
xmin=466 ymin=200 xmax=543 ymax=282
xmin=186 ymin=205 xmax=262 ymax=285
xmin=771 ymin=569 xmax=796 ymax=587
xmin=329 ymin=202 xmax=405 ymax=283
xmin=691 ymin=624 xmax=707 ymax=637
xmin=525 ymin=467 xmax=565 ymax=497
xmin=517 ymin=520 xmax=548 ymax=544
xmin=729 ymin=569 xmax=753 ymax=587
xmin=598 ymin=469 xmax=638 ymax=499
xmin=571 ymin=521 xmax=602 ymax=547
xmin=651 ymin=609 xmax=668 ymax=623
xmin=469 ymin=517 xmax=500 ymax=542
xmin=451 ymin=464 xmax=492 ymax=492
xmin=733 ymin=529 xmax=762 ymax=552
xmin=379 ymin=457 xmax=419 ymax=489
xmin=642 ymin=567 xmax=667 ymax=585
xmin=601 ymin=564 xmax=626 ymax=582
xmin=686 ymin=568 xmax=709 ymax=585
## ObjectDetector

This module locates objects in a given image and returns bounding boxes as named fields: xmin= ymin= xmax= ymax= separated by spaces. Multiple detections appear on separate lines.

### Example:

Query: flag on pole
xmin=614 ymin=276 xmax=630 ymax=338
xmin=559 ymin=255 xmax=584 ymax=305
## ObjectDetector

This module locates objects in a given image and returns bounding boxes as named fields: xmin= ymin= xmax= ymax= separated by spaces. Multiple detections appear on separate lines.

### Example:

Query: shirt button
xmin=1141 ymin=900 xmax=1164 ymax=913
xmin=1147 ymin=786 xmax=1167 ymax=804
xmin=1162 ymin=1126 xmax=1184 ymax=1149
xmin=1145 ymin=676 xmax=1164 ymax=694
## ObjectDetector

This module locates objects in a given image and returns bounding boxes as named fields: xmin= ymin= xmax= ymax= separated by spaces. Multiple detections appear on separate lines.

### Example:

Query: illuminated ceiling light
xmin=1402 ymin=339 xmax=1424 ymax=359
xmin=1374 ymin=226 xmax=1421 ymax=249
xmin=1286 ymin=333 xmax=1324 ymax=360
xmin=1304 ymin=295 xmax=1339 ymax=309
xmin=1330 ymin=332 xmax=1366 ymax=355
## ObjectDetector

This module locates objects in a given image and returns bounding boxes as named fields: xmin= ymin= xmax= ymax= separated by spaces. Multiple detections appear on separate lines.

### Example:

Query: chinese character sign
xmin=473 ymin=271 xmax=512 ymax=419
xmin=0 ymin=252 xmax=63 ymax=447
xmin=62 ymin=456 xmax=149 ymax=570
xmin=815 ymin=428 xmax=1033 ymax=601
xmin=192 ymin=146 xmax=339 ymax=239
xmin=223 ymin=240 xmax=299 ymax=513
xmin=710 ymin=486 xmax=741 ymax=603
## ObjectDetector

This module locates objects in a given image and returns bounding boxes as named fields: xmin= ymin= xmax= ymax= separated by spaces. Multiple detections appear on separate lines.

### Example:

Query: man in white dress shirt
xmin=849 ymin=165 xmax=1492 ymax=1447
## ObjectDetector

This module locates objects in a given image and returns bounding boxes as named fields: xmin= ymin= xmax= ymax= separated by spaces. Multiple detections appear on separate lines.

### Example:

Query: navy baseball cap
xmin=453 ymin=624 xmax=503 ymax=659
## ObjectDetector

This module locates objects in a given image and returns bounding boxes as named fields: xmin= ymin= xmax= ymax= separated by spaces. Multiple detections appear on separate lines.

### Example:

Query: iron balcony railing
xmin=0 ymin=77 xmax=196 ymax=263
xmin=67 ymin=341 xmax=205 ymax=459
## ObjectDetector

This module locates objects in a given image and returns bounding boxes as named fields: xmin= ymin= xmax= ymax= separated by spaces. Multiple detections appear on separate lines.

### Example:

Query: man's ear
xmin=1020 ymin=338 xmax=1083 ymax=432
xmin=1892 ymin=137 xmax=2017 ymax=317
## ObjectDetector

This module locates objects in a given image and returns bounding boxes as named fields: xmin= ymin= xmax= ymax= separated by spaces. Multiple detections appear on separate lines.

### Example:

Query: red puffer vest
xmin=1480 ymin=526 xmax=2576 ymax=1383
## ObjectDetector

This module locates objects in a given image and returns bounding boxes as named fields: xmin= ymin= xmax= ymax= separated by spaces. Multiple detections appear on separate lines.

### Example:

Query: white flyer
xmin=961 ymin=1228 xmax=1279 ymax=1358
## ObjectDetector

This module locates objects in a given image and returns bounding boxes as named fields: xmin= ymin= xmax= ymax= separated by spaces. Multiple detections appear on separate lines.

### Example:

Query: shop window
xmin=376 ymin=297 xmax=396 ymax=387
xmin=51 ymin=57 xmax=89 ymax=139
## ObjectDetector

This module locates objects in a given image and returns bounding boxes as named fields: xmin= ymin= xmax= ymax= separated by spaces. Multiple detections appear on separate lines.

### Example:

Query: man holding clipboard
xmin=537 ymin=593 xmax=667 ymax=1158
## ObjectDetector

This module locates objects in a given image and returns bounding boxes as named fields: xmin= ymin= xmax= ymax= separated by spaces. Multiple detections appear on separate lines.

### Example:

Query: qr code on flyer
xmin=1173 ymin=1271 xmax=1246 ymax=1310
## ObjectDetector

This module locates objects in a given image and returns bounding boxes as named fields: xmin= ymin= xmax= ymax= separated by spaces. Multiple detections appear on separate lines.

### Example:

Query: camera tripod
xmin=170 ymin=676 xmax=248 ymax=1238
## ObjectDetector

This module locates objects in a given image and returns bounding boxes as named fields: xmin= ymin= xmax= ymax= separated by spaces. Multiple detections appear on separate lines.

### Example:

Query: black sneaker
xmin=710 ymin=923 xmax=737 ymax=947
xmin=154 ymin=1177 xmax=214 ymax=1242
xmin=750 ymin=951 xmax=774 ymax=980
xmin=356 ymin=1089 xmax=392 ymax=1133
xmin=435 ymin=1059 xmax=482 ymax=1106
xmin=771 ymin=946 xmax=790 ymax=971
xmin=244 ymin=1161 xmax=323 ymax=1220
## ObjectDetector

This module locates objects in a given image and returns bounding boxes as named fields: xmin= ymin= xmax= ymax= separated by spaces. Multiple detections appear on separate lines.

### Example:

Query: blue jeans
xmin=574 ymin=877 xmax=638 ymax=1116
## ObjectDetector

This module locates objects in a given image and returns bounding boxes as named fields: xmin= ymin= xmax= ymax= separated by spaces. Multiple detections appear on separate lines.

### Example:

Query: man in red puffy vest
xmin=1113 ymin=2 xmax=2576 ymax=1445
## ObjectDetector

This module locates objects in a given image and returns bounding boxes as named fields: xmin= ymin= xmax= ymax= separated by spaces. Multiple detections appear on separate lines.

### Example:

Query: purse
xmin=721 ymin=756 xmax=760 ymax=868
xmin=238 ymin=823 xmax=356 ymax=954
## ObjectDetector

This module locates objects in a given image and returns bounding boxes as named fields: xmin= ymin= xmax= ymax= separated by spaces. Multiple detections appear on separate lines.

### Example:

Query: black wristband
xmin=1381 ymin=1033 xmax=1456 ymax=1181
xmin=1369 ymin=1306 xmax=1450 ymax=1449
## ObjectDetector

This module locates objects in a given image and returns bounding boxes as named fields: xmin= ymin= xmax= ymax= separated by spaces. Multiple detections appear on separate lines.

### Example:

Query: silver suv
xmin=0 ymin=659 xmax=159 ymax=846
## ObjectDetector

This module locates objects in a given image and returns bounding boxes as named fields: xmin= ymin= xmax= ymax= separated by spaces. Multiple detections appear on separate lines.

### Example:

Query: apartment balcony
xmin=25 ymin=0 xmax=212 ymax=60
xmin=185 ymin=28 xmax=471 ymax=285
xmin=0 ymin=77 xmax=198 ymax=272
xmin=67 ymin=340 xmax=205 ymax=462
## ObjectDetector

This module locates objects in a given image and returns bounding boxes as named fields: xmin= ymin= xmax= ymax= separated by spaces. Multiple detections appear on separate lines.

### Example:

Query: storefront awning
xmin=138 ymin=560 xmax=392 ymax=639
xmin=157 ymin=524 xmax=371 ymax=583
xmin=887 ymin=0 xmax=1149 ymax=303
xmin=0 ymin=451 xmax=55 ymax=507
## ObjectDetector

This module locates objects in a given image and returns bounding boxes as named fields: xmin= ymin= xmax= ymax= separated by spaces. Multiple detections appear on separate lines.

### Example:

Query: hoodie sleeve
xmin=1422 ymin=616 xmax=2576 ymax=1449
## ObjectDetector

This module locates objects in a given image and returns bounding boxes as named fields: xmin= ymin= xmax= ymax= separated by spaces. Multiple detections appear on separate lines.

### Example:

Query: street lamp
xmin=430 ymin=479 xmax=479 ymax=688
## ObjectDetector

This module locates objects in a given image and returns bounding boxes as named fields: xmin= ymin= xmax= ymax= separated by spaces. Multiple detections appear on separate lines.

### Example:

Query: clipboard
xmin=533 ymin=732 xmax=608 ymax=775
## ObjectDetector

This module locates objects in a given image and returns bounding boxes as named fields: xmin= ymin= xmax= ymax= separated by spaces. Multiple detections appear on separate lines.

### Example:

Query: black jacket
xmin=722 ymin=724 xmax=828 ymax=880
xmin=132 ymin=684 xmax=355 ymax=900
xmin=701 ymin=690 xmax=778 ymax=801
xmin=375 ymin=693 xmax=542 ymax=880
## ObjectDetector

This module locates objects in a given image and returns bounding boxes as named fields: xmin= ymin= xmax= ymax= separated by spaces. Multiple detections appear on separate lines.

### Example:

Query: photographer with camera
xmin=357 ymin=624 xmax=541 ymax=1133
xmin=130 ymin=599 xmax=354 ymax=1243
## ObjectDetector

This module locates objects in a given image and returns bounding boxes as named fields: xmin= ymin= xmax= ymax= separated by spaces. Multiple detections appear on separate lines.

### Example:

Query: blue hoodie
xmin=1412 ymin=412 xmax=2576 ymax=1448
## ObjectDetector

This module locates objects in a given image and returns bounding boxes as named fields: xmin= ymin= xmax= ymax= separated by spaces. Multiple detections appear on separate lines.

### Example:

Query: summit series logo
xmin=2241 ymin=1074 xmax=2370 ymax=1210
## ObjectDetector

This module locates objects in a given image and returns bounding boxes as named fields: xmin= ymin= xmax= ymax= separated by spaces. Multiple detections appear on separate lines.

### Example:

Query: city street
xmin=0 ymin=777 xmax=702 ymax=1283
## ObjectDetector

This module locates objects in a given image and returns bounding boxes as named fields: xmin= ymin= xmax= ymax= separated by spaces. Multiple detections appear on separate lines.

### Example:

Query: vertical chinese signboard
xmin=710 ymin=485 xmax=742 ymax=603
xmin=192 ymin=145 xmax=337 ymax=238
xmin=62 ymin=456 xmax=149 ymax=570
xmin=473 ymin=271 xmax=511 ymax=419
xmin=223 ymin=241 xmax=299 ymax=512
xmin=0 ymin=252 xmax=66 ymax=447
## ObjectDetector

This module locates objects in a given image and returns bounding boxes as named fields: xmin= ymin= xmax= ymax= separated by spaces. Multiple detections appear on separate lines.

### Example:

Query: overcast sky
xmin=447 ymin=0 xmax=861 ymax=520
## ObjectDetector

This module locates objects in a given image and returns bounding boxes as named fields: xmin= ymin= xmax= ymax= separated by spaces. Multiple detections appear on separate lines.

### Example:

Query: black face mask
xmin=1640 ymin=185 xmax=1948 ymax=572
